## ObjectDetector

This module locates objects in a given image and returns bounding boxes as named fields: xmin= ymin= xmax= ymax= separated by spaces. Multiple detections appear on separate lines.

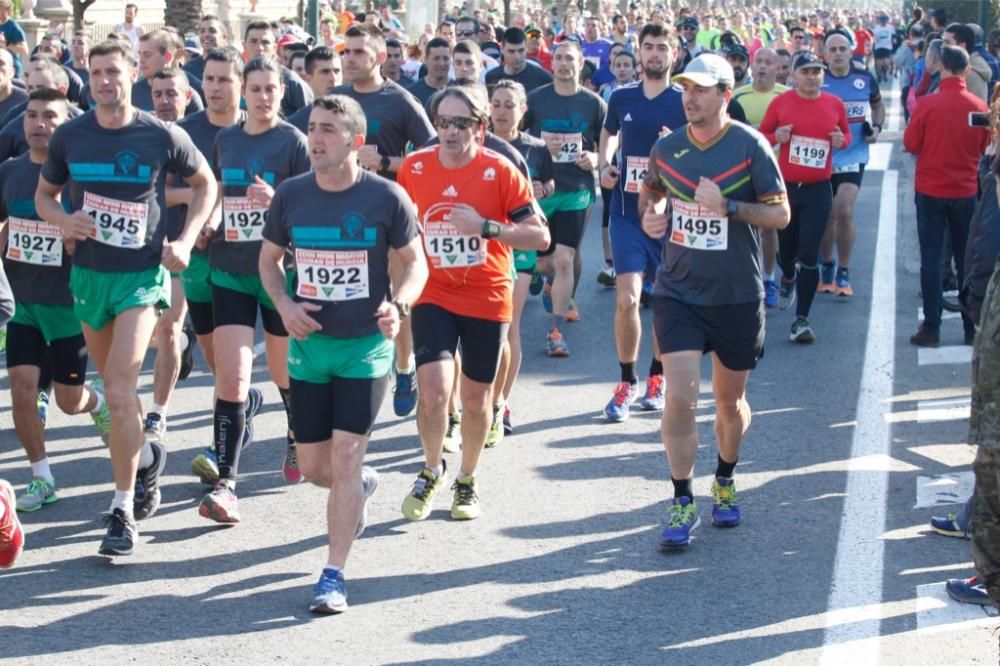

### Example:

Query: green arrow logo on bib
xmin=242 ymin=229 xmax=254 ymax=239
xmin=24 ymin=251 xmax=33 ymax=261
xmin=102 ymin=231 xmax=113 ymax=241
xmin=322 ymin=287 xmax=334 ymax=298
xmin=688 ymin=234 xmax=698 ymax=245
xmin=446 ymin=255 xmax=458 ymax=264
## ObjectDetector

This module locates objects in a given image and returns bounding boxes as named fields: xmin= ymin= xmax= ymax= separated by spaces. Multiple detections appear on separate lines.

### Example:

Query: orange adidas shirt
xmin=398 ymin=145 xmax=535 ymax=322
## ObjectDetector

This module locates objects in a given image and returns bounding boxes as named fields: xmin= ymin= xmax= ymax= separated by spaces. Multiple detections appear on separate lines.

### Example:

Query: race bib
xmin=423 ymin=221 xmax=487 ymax=268
xmin=541 ymin=131 xmax=583 ymax=164
xmin=6 ymin=217 xmax=63 ymax=266
xmin=624 ymin=155 xmax=648 ymax=193
xmin=223 ymin=196 xmax=267 ymax=243
xmin=584 ymin=56 xmax=601 ymax=71
xmin=669 ymin=199 xmax=728 ymax=251
xmin=82 ymin=192 xmax=148 ymax=249
xmin=843 ymin=100 xmax=870 ymax=122
xmin=295 ymin=248 xmax=369 ymax=301
xmin=789 ymin=135 xmax=830 ymax=169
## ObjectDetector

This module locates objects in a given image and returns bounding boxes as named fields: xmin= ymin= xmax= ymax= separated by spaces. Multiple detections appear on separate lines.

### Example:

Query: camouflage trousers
xmin=973 ymin=447 xmax=1000 ymax=603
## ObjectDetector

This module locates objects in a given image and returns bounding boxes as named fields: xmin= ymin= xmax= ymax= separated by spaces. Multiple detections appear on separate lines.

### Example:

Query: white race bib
xmin=669 ymin=199 xmax=728 ymax=251
xmin=624 ymin=155 xmax=648 ymax=193
xmin=541 ymin=131 xmax=583 ymax=163
xmin=295 ymin=248 xmax=369 ymax=301
xmin=223 ymin=196 xmax=267 ymax=243
xmin=789 ymin=135 xmax=830 ymax=169
xmin=6 ymin=217 xmax=63 ymax=266
xmin=82 ymin=192 xmax=148 ymax=249
xmin=423 ymin=221 xmax=486 ymax=268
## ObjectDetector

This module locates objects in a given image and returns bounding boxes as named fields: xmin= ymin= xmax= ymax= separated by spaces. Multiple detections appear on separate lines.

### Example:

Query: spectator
xmin=944 ymin=23 xmax=992 ymax=102
xmin=0 ymin=1 xmax=27 ymax=79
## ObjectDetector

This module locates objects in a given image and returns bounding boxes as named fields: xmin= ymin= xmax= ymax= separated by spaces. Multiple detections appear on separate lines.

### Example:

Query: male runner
xmin=818 ymin=31 xmax=884 ymax=298
xmin=640 ymin=54 xmax=789 ymax=549
xmin=485 ymin=27 xmax=552 ymax=92
xmin=36 ymin=41 xmax=217 ymax=556
xmin=598 ymin=21 xmax=685 ymax=422
xmin=260 ymin=94 xmax=427 ymax=614
xmin=242 ymin=20 xmax=313 ymax=117
xmin=133 ymin=31 xmax=204 ymax=115
xmin=183 ymin=15 xmax=228 ymax=81
xmin=872 ymin=15 xmax=895 ymax=82
xmin=287 ymin=46 xmax=343 ymax=133
xmin=4 ymin=89 xmax=111 ymax=512
xmin=524 ymin=40 xmax=605 ymax=357
xmin=398 ymin=84 xmax=549 ymax=521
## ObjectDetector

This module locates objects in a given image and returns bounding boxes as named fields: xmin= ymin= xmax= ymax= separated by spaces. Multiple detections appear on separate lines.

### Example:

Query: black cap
xmin=794 ymin=52 xmax=825 ymax=70
xmin=681 ymin=17 xmax=699 ymax=28
xmin=723 ymin=43 xmax=749 ymax=60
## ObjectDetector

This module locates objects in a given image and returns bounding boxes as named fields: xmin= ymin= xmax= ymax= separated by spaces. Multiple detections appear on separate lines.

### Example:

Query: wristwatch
xmin=380 ymin=154 xmax=391 ymax=171
xmin=481 ymin=219 xmax=502 ymax=238
xmin=391 ymin=298 xmax=410 ymax=320
xmin=726 ymin=198 xmax=739 ymax=217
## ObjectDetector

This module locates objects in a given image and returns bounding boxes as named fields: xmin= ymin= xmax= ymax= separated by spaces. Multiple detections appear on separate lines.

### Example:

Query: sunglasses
xmin=436 ymin=115 xmax=478 ymax=130
xmin=456 ymin=30 xmax=476 ymax=37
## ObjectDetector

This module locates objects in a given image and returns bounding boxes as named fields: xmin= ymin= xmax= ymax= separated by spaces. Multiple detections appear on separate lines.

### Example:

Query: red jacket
xmin=904 ymin=76 xmax=990 ymax=198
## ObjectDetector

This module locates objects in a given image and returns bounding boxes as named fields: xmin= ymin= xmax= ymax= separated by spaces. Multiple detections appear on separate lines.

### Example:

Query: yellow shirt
xmin=732 ymin=83 xmax=789 ymax=128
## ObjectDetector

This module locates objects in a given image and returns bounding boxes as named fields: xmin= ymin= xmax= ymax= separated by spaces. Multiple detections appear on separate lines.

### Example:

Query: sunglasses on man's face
xmin=436 ymin=115 xmax=478 ymax=130
xmin=456 ymin=30 xmax=476 ymax=37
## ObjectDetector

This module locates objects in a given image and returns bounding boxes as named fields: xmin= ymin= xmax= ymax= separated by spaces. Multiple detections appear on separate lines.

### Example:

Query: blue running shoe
xmin=818 ymin=262 xmax=836 ymax=293
xmin=660 ymin=496 xmax=700 ymax=549
xmin=243 ymin=386 xmax=264 ymax=448
xmin=542 ymin=283 xmax=553 ymax=313
xmin=604 ymin=382 xmax=638 ymax=422
xmin=393 ymin=370 xmax=418 ymax=417
xmin=763 ymin=279 xmax=778 ymax=309
xmin=711 ymin=477 xmax=741 ymax=527
xmin=930 ymin=513 xmax=969 ymax=539
xmin=637 ymin=375 xmax=664 ymax=411
xmin=529 ymin=271 xmax=544 ymax=296
xmin=946 ymin=576 xmax=992 ymax=606
xmin=310 ymin=568 xmax=348 ymax=614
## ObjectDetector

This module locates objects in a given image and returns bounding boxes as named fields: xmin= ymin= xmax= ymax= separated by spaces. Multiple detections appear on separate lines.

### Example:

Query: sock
xmin=323 ymin=564 xmax=343 ymax=577
xmin=90 ymin=386 xmax=105 ymax=413
xmin=671 ymin=477 xmax=693 ymax=500
xmin=179 ymin=330 xmax=190 ymax=352
xmin=150 ymin=403 xmax=167 ymax=418
xmin=648 ymin=358 xmax=663 ymax=377
xmin=715 ymin=455 xmax=738 ymax=479
xmin=396 ymin=356 xmax=414 ymax=375
xmin=30 ymin=458 xmax=54 ymax=482
xmin=278 ymin=386 xmax=295 ymax=436
xmin=214 ymin=398 xmax=246 ymax=479
xmin=551 ymin=314 xmax=566 ymax=331
xmin=137 ymin=442 xmax=155 ymax=469
xmin=429 ymin=464 xmax=443 ymax=478
xmin=605 ymin=258 xmax=613 ymax=268
xmin=110 ymin=489 xmax=133 ymax=514
xmin=620 ymin=361 xmax=637 ymax=384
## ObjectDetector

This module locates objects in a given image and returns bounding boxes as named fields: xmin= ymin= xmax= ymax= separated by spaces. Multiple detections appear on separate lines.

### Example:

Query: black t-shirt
xmin=132 ymin=74 xmax=205 ymax=116
xmin=510 ymin=131 xmax=555 ymax=183
xmin=407 ymin=77 xmax=446 ymax=113
xmin=484 ymin=64 xmax=553 ymax=93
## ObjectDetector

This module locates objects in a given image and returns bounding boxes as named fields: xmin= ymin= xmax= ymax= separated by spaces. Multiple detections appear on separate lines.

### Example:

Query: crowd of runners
xmin=0 ymin=1 xmax=997 ymax=615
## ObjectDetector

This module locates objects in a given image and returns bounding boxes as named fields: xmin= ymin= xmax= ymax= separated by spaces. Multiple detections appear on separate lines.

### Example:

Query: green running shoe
xmin=89 ymin=379 xmax=111 ymax=445
xmin=442 ymin=412 xmax=461 ymax=453
xmin=451 ymin=475 xmax=481 ymax=520
xmin=16 ymin=477 xmax=57 ymax=512
xmin=401 ymin=460 xmax=448 ymax=521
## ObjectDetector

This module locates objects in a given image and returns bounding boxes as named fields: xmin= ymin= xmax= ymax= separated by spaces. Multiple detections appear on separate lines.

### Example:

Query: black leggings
xmin=778 ymin=181 xmax=833 ymax=319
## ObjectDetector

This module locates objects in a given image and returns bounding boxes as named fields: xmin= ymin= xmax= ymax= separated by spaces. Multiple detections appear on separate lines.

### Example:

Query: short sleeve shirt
xmin=524 ymin=84 xmax=606 ymax=193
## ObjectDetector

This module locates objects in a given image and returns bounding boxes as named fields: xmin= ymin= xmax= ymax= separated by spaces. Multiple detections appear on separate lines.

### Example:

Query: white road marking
xmin=867 ymin=143 xmax=894 ymax=171
xmin=914 ymin=472 xmax=975 ymax=509
xmin=918 ymin=346 xmax=972 ymax=366
xmin=819 ymin=168 xmax=898 ymax=664
xmin=918 ymin=307 xmax=960 ymax=321
xmin=914 ymin=582 xmax=998 ymax=633
xmin=916 ymin=397 xmax=970 ymax=423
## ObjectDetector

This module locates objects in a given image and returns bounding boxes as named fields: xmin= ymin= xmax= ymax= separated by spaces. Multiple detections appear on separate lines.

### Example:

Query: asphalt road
xmin=1 ymin=84 xmax=997 ymax=665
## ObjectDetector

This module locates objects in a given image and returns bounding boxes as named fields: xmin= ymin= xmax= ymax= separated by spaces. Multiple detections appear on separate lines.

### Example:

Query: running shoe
xmin=528 ymin=271 xmax=544 ymax=296
xmin=640 ymin=281 xmax=654 ymax=308
xmin=36 ymin=390 xmax=49 ymax=428
xmin=546 ymin=328 xmax=570 ymax=357
xmin=502 ymin=406 xmax=513 ymax=435
xmin=16 ymin=477 xmax=57 ymax=513
xmin=711 ymin=477 xmax=741 ymax=527
xmin=356 ymin=465 xmax=379 ymax=538
xmin=401 ymin=460 xmax=448 ymax=521
xmin=930 ymin=513 xmax=970 ymax=539
xmin=178 ymin=325 xmax=196 ymax=380
xmin=98 ymin=508 xmax=137 ymax=556
xmin=393 ymin=369 xmax=418 ymax=417
xmin=660 ymin=496 xmax=700 ymax=549
xmin=597 ymin=262 xmax=616 ymax=287
xmin=565 ymin=299 xmax=580 ymax=323
xmin=542 ymin=283 xmax=553 ymax=313
xmin=451 ymin=475 xmax=481 ymax=520
xmin=818 ymin=262 xmax=836 ymax=293
xmin=485 ymin=407 xmax=504 ymax=448
xmin=311 ymin=568 xmax=348 ymax=614
xmin=777 ymin=277 xmax=796 ymax=310
xmin=134 ymin=441 xmax=167 ymax=520
xmin=835 ymin=267 xmax=853 ymax=297
xmin=763 ymin=279 xmax=778 ymax=309
xmin=442 ymin=412 xmax=461 ymax=453
xmin=0 ymin=479 xmax=24 ymax=568
xmin=790 ymin=317 xmax=815 ymax=344
xmin=143 ymin=412 xmax=166 ymax=444
xmin=604 ymin=381 xmax=638 ymax=422
xmin=946 ymin=576 xmax=993 ymax=606
xmin=638 ymin=375 xmax=665 ymax=411
xmin=89 ymin=378 xmax=111 ymax=445
xmin=243 ymin=386 xmax=264 ymax=449
xmin=283 ymin=439 xmax=304 ymax=484
xmin=190 ymin=447 xmax=220 ymax=485
xmin=198 ymin=479 xmax=241 ymax=524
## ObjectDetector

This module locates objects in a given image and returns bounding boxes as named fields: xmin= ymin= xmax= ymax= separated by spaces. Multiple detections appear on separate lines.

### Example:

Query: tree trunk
xmin=164 ymin=0 xmax=204 ymax=36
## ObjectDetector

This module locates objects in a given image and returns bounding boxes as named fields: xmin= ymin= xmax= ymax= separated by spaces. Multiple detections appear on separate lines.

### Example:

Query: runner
xmin=818 ymin=31 xmax=884 ymax=298
xmin=3 ymin=89 xmax=110 ymax=513
xmin=872 ymin=14 xmax=895 ymax=82
xmin=260 ymin=94 xmax=427 ymax=613
xmin=484 ymin=28 xmax=552 ymax=92
xmin=242 ymin=20 xmax=313 ymax=118
xmin=329 ymin=23 xmax=436 ymax=419
xmin=407 ymin=37 xmax=451 ymax=111
xmin=287 ymin=46 xmax=342 ymax=133
xmin=35 ymin=40 xmax=217 ymax=555
xmin=199 ymin=55 xmax=310 ymax=522
xmin=182 ymin=14 xmax=228 ymax=81
xmin=640 ymin=54 xmax=789 ymax=549
xmin=132 ymin=31 xmax=204 ymax=116
xmin=397 ymin=84 xmax=549 ymax=521
xmin=598 ymin=21 xmax=685 ymax=422
xmin=758 ymin=52 xmax=849 ymax=343
xmin=524 ymin=40 xmax=605 ymax=357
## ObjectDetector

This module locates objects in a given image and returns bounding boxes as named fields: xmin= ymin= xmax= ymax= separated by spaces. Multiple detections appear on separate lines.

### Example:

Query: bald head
xmin=752 ymin=47 xmax=778 ymax=89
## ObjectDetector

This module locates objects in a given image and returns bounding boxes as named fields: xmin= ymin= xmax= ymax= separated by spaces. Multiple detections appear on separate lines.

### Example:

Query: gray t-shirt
xmin=643 ymin=122 xmax=787 ymax=306
xmin=329 ymin=80 xmax=434 ymax=180
xmin=524 ymin=84 xmax=606 ymax=192
xmin=0 ymin=154 xmax=72 ymax=305
xmin=0 ymin=103 xmax=82 ymax=162
xmin=286 ymin=103 xmax=310 ymax=135
xmin=0 ymin=87 xmax=27 ymax=124
xmin=281 ymin=66 xmax=313 ymax=118
xmin=485 ymin=65 xmax=553 ymax=93
xmin=263 ymin=170 xmax=419 ymax=338
xmin=209 ymin=120 xmax=310 ymax=274
xmin=131 ymin=74 xmax=205 ymax=116
xmin=406 ymin=77 xmax=445 ymax=113
xmin=510 ymin=131 xmax=555 ymax=183
xmin=41 ymin=110 xmax=205 ymax=273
